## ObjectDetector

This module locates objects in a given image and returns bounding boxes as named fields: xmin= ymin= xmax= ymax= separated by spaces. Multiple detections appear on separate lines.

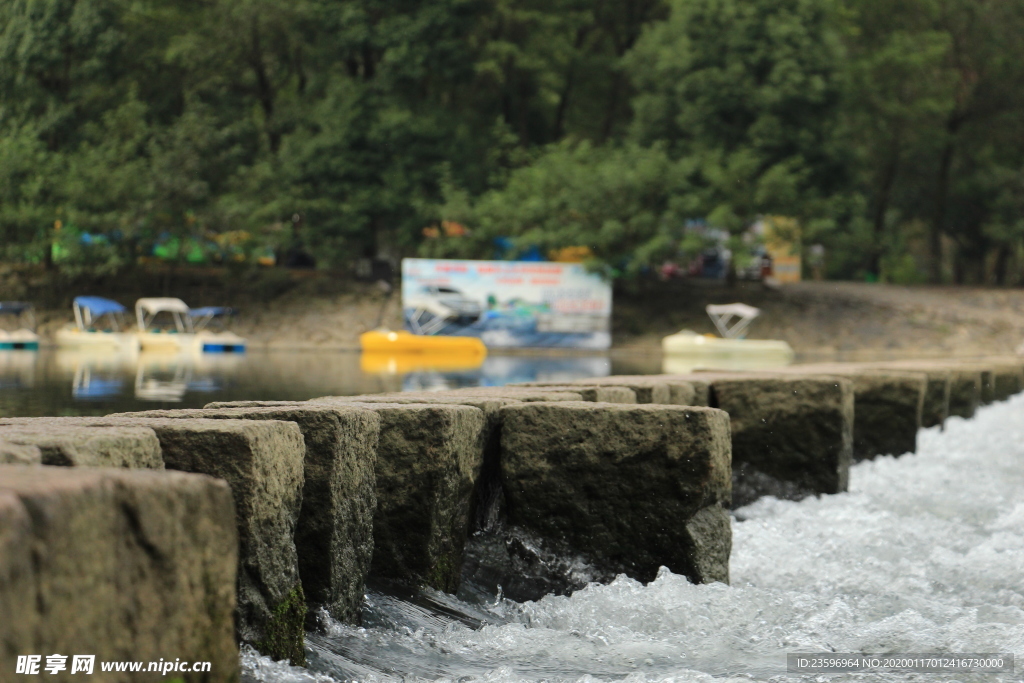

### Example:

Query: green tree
xmin=626 ymin=0 xmax=849 ymax=228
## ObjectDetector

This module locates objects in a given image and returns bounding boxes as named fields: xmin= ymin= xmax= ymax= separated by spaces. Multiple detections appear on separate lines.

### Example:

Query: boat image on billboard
xmin=401 ymin=258 xmax=612 ymax=349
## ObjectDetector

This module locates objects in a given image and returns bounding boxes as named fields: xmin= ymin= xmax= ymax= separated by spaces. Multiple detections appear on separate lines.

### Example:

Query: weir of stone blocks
xmin=1 ymin=356 xmax=1022 ymax=680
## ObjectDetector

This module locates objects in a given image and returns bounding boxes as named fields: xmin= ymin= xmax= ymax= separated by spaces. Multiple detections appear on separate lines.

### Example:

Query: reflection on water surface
xmin=0 ymin=348 xmax=642 ymax=417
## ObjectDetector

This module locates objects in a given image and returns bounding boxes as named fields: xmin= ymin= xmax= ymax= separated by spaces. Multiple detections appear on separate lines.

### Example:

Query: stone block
xmin=640 ymin=376 xmax=713 ymax=406
xmin=694 ymin=374 xmax=854 ymax=505
xmin=899 ymin=365 xmax=979 ymax=419
xmin=0 ymin=440 xmax=42 ymax=465
xmin=988 ymin=361 xmax=1024 ymax=401
xmin=0 ymin=423 xmax=162 ymax=468
xmin=869 ymin=361 xmax=980 ymax=420
xmin=0 ymin=465 xmax=238 ymax=682
xmin=843 ymin=371 xmax=925 ymax=460
xmin=864 ymin=364 xmax=950 ymax=428
xmin=449 ymin=385 xmax=638 ymax=402
xmin=0 ymin=416 xmax=307 ymax=664
xmin=432 ymin=389 xmax=585 ymax=402
xmin=499 ymin=401 xmax=732 ymax=585
xmin=776 ymin=366 xmax=926 ymax=460
xmin=529 ymin=385 xmax=637 ymax=403
xmin=336 ymin=403 xmax=486 ymax=593
xmin=516 ymin=378 xmax=671 ymax=404
xmin=947 ymin=368 xmax=983 ymax=417
xmin=111 ymin=405 xmax=380 ymax=626
xmin=308 ymin=395 xmax=523 ymax=534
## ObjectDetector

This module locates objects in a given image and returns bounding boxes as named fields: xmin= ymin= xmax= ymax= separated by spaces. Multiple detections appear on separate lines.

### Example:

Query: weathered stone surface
xmin=863 ymin=363 xmax=950 ymax=428
xmin=642 ymin=376 xmax=713 ymax=406
xmin=338 ymin=402 xmax=486 ymax=592
xmin=517 ymin=378 xmax=672 ymax=404
xmin=0 ymin=423 xmax=163 ymax=468
xmin=208 ymin=396 xmax=516 ymax=537
xmin=868 ymin=361 xmax=980 ymax=420
xmin=525 ymin=385 xmax=637 ymax=403
xmin=776 ymin=366 xmax=926 ymax=460
xmin=0 ymin=416 xmax=307 ymax=663
xmin=432 ymin=389 xmax=585 ymax=402
xmin=307 ymin=394 xmax=521 ymax=534
xmin=205 ymin=400 xmax=312 ymax=409
xmin=520 ymin=376 xmax=711 ymax=406
xmin=0 ymin=440 xmax=41 ymax=464
xmin=977 ymin=368 xmax=995 ymax=405
xmin=690 ymin=373 xmax=854 ymax=505
xmin=947 ymin=368 xmax=983 ymax=417
xmin=577 ymin=378 xmax=671 ymax=405
xmin=848 ymin=372 xmax=925 ymax=459
xmin=111 ymin=406 xmax=380 ymax=626
xmin=117 ymin=417 xmax=305 ymax=663
xmin=0 ymin=465 xmax=238 ymax=682
xmin=912 ymin=372 xmax=950 ymax=428
xmin=499 ymin=401 xmax=732 ymax=584
xmin=449 ymin=385 xmax=638 ymax=403
xmin=988 ymin=360 xmax=1024 ymax=401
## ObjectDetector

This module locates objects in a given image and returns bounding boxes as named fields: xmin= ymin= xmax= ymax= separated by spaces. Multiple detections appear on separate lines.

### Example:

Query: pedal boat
xmin=0 ymin=302 xmax=40 ymax=350
xmin=55 ymin=296 xmax=140 ymax=353
xmin=662 ymin=303 xmax=794 ymax=363
xmin=135 ymin=298 xmax=246 ymax=354
xmin=190 ymin=307 xmax=247 ymax=353
xmin=360 ymin=329 xmax=486 ymax=356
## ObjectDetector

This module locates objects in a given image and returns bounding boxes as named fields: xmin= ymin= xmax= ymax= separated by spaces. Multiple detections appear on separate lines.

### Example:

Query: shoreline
xmin=8 ymin=272 xmax=1024 ymax=358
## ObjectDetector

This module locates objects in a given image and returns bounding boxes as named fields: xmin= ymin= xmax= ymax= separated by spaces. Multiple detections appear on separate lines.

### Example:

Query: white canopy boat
xmin=135 ymin=298 xmax=246 ymax=354
xmin=0 ymin=302 xmax=39 ymax=350
xmin=190 ymin=306 xmax=247 ymax=353
xmin=661 ymin=303 xmax=794 ymax=370
xmin=135 ymin=297 xmax=194 ymax=352
xmin=55 ymin=296 xmax=140 ymax=353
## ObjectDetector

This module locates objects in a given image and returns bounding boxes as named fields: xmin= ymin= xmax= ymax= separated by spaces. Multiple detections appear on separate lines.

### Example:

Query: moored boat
xmin=135 ymin=298 xmax=194 ymax=352
xmin=0 ymin=302 xmax=39 ymax=350
xmin=134 ymin=298 xmax=247 ymax=354
xmin=190 ymin=307 xmax=247 ymax=353
xmin=55 ymin=296 xmax=140 ymax=353
xmin=360 ymin=329 xmax=486 ymax=356
xmin=661 ymin=303 xmax=794 ymax=367
xmin=360 ymin=351 xmax=486 ymax=374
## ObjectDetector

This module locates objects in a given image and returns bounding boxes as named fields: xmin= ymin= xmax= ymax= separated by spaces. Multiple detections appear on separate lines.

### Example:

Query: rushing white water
xmin=242 ymin=395 xmax=1024 ymax=683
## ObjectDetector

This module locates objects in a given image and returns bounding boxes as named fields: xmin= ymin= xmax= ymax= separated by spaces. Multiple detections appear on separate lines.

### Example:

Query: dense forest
xmin=3 ymin=0 xmax=1024 ymax=284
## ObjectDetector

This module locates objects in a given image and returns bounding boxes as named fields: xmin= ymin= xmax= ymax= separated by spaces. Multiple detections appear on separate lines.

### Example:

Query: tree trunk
xmin=869 ymin=147 xmax=900 ymax=277
xmin=553 ymin=65 xmax=576 ymax=141
xmin=994 ymin=244 xmax=1010 ymax=286
xmin=249 ymin=19 xmax=279 ymax=152
xmin=599 ymin=73 xmax=623 ymax=143
xmin=929 ymin=131 xmax=958 ymax=284
xmin=952 ymin=250 xmax=965 ymax=285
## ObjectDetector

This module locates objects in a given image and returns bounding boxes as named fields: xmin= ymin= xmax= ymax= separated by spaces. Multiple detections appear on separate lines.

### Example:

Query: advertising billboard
xmin=401 ymin=258 xmax=612 ymax=349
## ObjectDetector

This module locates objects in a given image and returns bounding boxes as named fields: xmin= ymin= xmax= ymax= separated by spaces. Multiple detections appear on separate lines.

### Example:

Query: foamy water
xmin=242 ymin=395 xmax=1024 ymax=682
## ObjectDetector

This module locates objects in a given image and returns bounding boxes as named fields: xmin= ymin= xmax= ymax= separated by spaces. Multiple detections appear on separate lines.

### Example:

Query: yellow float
xmin=359 ymin=329 xmax=486 ymax=356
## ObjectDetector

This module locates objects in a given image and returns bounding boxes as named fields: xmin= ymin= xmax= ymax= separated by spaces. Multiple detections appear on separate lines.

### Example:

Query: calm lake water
xmin=0 ymin=348 xmax=666 ymax=417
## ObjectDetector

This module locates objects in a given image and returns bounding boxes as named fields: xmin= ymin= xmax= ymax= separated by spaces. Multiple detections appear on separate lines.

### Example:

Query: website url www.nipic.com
xmin=16 ymin=655 xmax=212 ymax=676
